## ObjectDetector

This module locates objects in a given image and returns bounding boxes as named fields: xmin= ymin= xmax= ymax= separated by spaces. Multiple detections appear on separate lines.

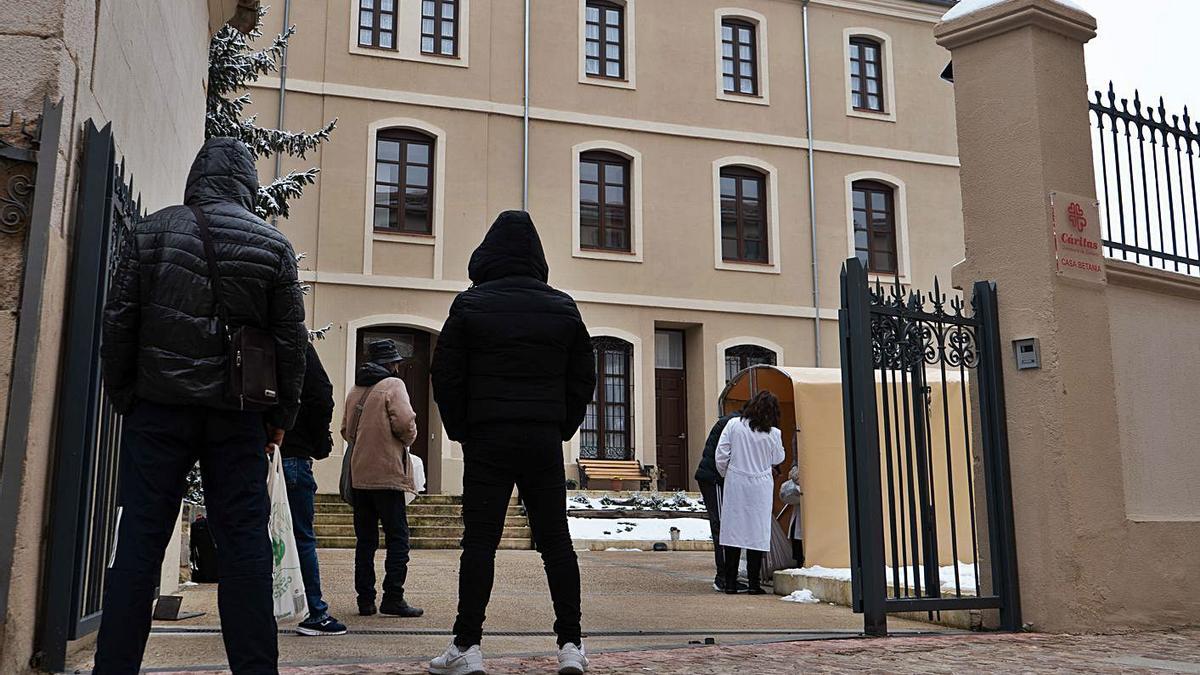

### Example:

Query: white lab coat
xmin=715 ymin=417 xmax=785 ymax=552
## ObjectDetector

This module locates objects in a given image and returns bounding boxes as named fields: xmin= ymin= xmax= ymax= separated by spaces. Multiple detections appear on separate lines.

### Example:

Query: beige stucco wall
xmin=245 ymin=0 xmax=964 ymax=496
xmin=0 ymin=2 xmax=220 ymax=671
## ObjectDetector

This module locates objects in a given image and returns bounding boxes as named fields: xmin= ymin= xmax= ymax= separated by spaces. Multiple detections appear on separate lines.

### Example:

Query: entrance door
xmin=654 ymin=330 xmax=688 ymax=491
xmin=356 ymin=328 xmax=431 ymax=467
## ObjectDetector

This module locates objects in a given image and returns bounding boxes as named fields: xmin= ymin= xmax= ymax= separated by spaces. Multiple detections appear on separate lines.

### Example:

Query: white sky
xmin=1080 ymin=0 xmax=1199 ymax=114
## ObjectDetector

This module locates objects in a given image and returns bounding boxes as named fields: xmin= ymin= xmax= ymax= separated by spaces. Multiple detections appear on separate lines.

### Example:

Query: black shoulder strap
xmin=188 ymin=206 xmax=229 ymax=327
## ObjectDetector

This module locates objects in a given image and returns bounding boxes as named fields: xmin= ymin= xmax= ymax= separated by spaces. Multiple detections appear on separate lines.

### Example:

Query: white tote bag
xmin=267 ymin=448 xmax=307 ymax=620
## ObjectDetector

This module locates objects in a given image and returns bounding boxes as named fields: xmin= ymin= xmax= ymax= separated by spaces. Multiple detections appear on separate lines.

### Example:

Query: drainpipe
xmin=522 ymin=0 xmax=531 ymax=210
xmin=802 ymin=0 xmax=822 ymax=367
xmin=272 ymin=0 xmax=292 ymax=227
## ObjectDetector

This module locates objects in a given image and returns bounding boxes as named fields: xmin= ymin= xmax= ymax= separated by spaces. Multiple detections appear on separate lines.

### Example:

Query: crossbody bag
xmin=190 ymin=206 xmax=279 ymax=410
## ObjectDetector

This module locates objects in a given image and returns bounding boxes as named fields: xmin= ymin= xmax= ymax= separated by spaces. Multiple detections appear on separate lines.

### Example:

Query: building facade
xmin=248 ymin=0 xmax=962 ymax=496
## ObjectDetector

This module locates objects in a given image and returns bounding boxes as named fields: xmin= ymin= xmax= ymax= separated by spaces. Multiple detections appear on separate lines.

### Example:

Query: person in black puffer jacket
xmin=430 ymin=211 xmax=595 ymax=674
xmin=96 ymin=137 xmax=306 ymax=675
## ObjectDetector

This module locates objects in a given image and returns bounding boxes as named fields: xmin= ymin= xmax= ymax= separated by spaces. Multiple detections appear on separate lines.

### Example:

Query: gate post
xmin=839 ymin=260 xmax=887 ymax=636
xmin=936 ymin=2 xmax=1129 ymax=632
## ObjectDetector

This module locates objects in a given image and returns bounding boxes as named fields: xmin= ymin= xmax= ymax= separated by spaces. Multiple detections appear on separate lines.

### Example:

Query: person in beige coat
xmin=341 ymin=339 xmax=423 ymax=618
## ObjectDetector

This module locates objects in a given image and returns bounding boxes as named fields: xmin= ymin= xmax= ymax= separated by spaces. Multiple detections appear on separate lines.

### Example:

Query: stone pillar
xmin=935 ymin=1 xmax=1131 ymax=632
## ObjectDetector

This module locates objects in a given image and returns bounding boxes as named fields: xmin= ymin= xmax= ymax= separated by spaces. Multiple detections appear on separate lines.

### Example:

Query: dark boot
xmin=379 ymin=598 xmax=424 ymax=617
xmin=358 ymin=599 xmax=377 ymax=616
xmin=746 ymin=550 xmax=766 ymax=594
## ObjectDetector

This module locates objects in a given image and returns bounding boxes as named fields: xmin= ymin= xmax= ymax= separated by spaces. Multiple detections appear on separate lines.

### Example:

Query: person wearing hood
xmin=97 ymin=137 xmax=307 ymax=674
xmin=429 ymin=211 xmax=596 ymax=675
xmin=340 ymin=339 xmax=424 ymax=619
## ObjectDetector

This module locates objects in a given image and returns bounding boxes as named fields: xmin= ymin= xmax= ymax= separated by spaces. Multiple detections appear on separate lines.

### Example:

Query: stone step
xmin=312 ymin=524 xmax=531 ymax=539
xmin=316 ymin=536 xmax=533 ymax=550
xmin=405 ymin=505 xmax=525 ymax=517
xmin=314 ymin=513 xmax=529 ymax=527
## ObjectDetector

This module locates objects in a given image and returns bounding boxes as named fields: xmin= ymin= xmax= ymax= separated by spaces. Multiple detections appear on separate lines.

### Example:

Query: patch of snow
xmin=942 ymin=0 xmax=1087 ymax=22
xmin=781 ymin=589 xmax=821 ymax=604
xmin=568 ymin=516 xmax=713 ymax=541
xmin=603 ymin=547 xmax=643 ymax=552
xmin=787 ymin=563 xmax=979 ymax=595
xmin=566 ymin=492 xmax=707 ymax=513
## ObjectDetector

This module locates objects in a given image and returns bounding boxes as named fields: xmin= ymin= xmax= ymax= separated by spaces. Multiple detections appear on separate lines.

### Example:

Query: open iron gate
xmin=36 ymin=121 xmax=141 ymax=672
xmin=839 ymin=258 xmax=1020 ymax=636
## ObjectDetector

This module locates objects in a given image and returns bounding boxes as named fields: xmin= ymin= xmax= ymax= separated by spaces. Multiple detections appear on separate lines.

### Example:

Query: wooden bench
xmin=577 ymin=459 xmax=651 ymax=491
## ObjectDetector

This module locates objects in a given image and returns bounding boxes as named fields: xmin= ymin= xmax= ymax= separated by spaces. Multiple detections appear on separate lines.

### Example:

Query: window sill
xmin=717 ymin=91 xmax=770 ymax=106
xmin=867 ymin=271 xmax=910 ymax=286
xmin=847 ymin=107 xmax=897 ymax=123
xmin=574 ymin=248 xmax=643 ymax=263
xmin=349 ymin=44 xmax=470 ymax=68
xmin=580 ymin=74 xmax=637 ymax=90
xmin=374 ymin=231 xmax=437 ymax=246
xmin=716 ymin=259 xmax=780 ymax=274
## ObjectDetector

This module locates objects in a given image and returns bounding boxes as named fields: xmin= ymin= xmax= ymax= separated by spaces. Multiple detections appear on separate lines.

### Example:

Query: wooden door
xmin=356 ymin=328 xmax=432 ymax=467
xmin=654 ymin=330 xmax=688 ymax=492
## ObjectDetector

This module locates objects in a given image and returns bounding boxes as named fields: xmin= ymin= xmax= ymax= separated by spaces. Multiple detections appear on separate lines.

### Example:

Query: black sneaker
xmin=296 ymin=615 xmax=348 ymax=636
xmin=379 ymin=598 xmax=424 ymax=618
xmin=713 ymin=577 xmax=750 ymax=593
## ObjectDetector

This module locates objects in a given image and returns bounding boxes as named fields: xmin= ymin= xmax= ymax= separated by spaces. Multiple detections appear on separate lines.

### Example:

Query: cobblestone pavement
xmin=147 ymin=628 xmax=1200 ymax=674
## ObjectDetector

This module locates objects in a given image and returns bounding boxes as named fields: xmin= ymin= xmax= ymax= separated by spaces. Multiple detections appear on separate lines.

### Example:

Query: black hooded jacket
xmin=281 ymin=342 xmax=335 ymax=460
xmin=431 ymin=211 xmax=596 ymax=442
xmin=101 ymin=137 xmax=307 ymax=429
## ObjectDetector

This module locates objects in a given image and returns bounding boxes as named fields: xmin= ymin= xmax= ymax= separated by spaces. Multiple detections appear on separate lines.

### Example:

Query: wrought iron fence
xmin=37 ymin=121 xmax=139 ymax=672
xmin=840 ymin=259 xmax=1020 ymax=636
xmin=1091 ymin=82 xmax=1200 ymax=274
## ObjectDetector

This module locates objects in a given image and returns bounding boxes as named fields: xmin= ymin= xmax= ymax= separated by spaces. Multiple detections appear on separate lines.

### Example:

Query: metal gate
xmin=839 ymin=258 xmax=1020 ymax=636
xmin=36 ymin=121 xmax=141 ymax=672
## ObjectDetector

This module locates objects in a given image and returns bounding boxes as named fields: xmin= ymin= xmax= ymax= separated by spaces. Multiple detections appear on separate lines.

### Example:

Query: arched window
xmin=374 ymin=128 xmax=435 ymax=235
xmin=849 ymin=36 xmax=884 ymax=112
xmin=721 ymin=18 xmax=758 ymax=96
xmin=720 ymin=165 xmax=768 ymax=263
xmin=579 ymin=151 xmax=632 ymax=252
xmin=852 ymin=180 xmax=898 ymax=274
xmin=725 ymin=344 xmax=777 ymax=383
xmin=582 ymin=337 xmax=634 ymax=460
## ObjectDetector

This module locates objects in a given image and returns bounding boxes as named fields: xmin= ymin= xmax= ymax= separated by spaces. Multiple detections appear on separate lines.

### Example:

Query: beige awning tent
xmin=720 ymin=366 xmax=977 ymax=569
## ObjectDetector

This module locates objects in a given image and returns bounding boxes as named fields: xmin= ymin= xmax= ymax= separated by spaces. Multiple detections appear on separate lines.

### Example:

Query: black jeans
xmin=94 ymin=400 xmax=276 ymax=675
xmin=453 ymin=424 xmax=580 ymax=649
xmin=723 ymin=546 xmax=764 ymax=591
xmin=352 ymin=489 xmax=411 ymax=604
xmin=697 ymin=479 xmax=725 ymax=580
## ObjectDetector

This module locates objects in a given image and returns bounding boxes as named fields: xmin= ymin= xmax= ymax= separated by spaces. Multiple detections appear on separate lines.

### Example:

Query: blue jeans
xmin=283 ymin=457 xmax=328 ymax=620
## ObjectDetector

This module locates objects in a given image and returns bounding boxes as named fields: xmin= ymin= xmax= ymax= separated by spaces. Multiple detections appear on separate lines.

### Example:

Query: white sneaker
xmin=429 ymin=641 xmax=486 ymax=675
xmin=557 ymin=642 xmax=589 ymax=674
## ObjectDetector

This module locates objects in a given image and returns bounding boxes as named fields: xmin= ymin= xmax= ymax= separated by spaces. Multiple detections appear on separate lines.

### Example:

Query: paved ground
xmin=69 ymin=549 xmax=938 ymax=672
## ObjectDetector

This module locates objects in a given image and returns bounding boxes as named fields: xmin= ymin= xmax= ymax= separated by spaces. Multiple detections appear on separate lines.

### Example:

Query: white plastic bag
xmin=405 ymin=452 xmax=426 ymax=506
xmin=267 ymin=447 xmax=306 ymax=620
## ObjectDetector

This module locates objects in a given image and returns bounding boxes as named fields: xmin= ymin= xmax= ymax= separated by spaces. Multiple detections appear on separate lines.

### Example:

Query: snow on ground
xmin=942 ymin=0 xmax=1087 ymax=22
xmin=782 ymin=562 xmax=979 ymax=595
xmin=780 ymin=589 xmax=821 ymax=604
xmin=567 ymin=492 xmax=706 ymax=513
xmin=568 ymin=516 xmax=713 ymax=541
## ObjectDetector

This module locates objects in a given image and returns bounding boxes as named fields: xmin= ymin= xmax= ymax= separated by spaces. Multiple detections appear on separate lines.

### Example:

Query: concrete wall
xmin=937 ymin=0 xmax=1200 ymax=632
xmin=0 ymin=2 xmax=221 ymax=670
xmin=246 ymin=0 xmax=965 ymax=496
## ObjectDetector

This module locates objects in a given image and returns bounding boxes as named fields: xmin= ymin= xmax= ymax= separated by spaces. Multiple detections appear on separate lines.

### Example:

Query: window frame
xmin=851 ymin=179 xmax=900 ymax=276
xmin=572 ymin=142 xmax=643 ymax=263
xmin=349 ymin=0 xmax=471 ymax=68
xmin=578 ymin=150 xmax=632 ymax=255
xmin=721 ymin=18 xmax=758 ymax=97
xmin=421 ymin=0 xmax=460 ymax=58
xmin=578 ymin=0 xmax=636 ymax=89
xmin=843 ymin=28 xmax=897 ymax=122
xmin=714 ymin=9 xmax=769 ymax=106
xmin=719 ymin=164 xmax=769 ymax=265
xmin=373 ymin=128 xmax=436 ymax=237
xmin=584 ymin=0 xmax=625 ymax=81
xmin=357 ymin=0 xmax=398 ymax=51
xmin=849 ymin=37 xmax=884 ymax=113
xmin=581 ymin=337 xmax=635 ymax=461
xmin=712 ymin=156 xmax=780 ymax=274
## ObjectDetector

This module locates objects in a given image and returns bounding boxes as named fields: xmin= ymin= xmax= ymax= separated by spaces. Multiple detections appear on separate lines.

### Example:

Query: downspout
xmin=272 ymin=0 xmax=292 ymax=227
xmin=522 ymin=0 xmax=531 ymax=210
xmin=802 ymin=0 xmax=822 ymax=366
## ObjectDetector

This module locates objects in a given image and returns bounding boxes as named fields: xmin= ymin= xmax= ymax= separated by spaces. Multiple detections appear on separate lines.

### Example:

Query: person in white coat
xmin=716 ymin=390 xmax=786 ymax=595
